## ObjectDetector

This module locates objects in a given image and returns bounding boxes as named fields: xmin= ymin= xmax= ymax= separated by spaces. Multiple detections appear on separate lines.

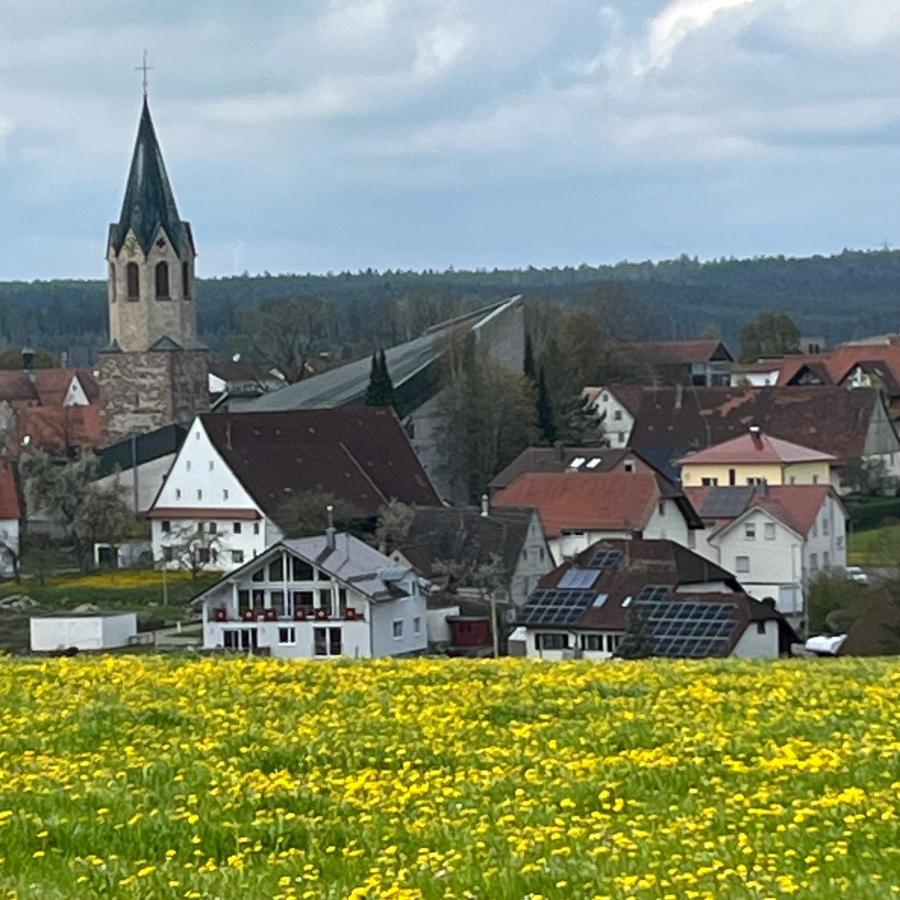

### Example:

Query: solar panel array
xmin=518 ymin=589 xmax=597 ymax=626
xmin=585 ymin=549 xmax=623 ymax=570
xmin=634 ymin=598 xmax=739 ymax=658
xmin=636 ymin=585 xmax=669 ymax=603
xmin=558 ymin=568 xmax=599 ymax=590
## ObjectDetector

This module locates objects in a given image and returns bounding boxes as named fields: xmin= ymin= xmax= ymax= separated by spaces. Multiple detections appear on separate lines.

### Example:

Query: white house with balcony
xmin=685 ymin=485 xmax=847 ymax=629
xmin=191 ymin=531 xmax=428 ymax=659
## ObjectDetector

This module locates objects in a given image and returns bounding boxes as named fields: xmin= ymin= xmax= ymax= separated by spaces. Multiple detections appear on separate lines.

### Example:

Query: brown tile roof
xmin=676 ymin=431 xmax=835 ymax=466
xmin=199 ymin=408 xmax=440 ymax=522
xmin=32 ymin=369 xmax=100 ymax=406
xmin=148 ymin=507 xmax=261 ymax=520
xmin=628 ymin=386 xmax=891 ymax=465
xmin=489 ymin=446 xmax=632 ymax=493
xmin=0 ymin=461 xmax=21 ymax=520
xmin=0 ymin=371 xmax=39 ymax=405
xmin=493 ymin=471 xmax=661 ymax=537
xmin=777 ymin=345 xmax=900 ymax=396
xmin=616 ymin=340 xmax=733 ymax=365
xmin=395 ymin=506 xmax=537 ymax=579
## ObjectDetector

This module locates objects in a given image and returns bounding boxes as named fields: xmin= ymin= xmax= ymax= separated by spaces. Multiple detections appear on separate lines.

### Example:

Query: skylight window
xmin=586 ymin=458 xmax=602 ymax=469
xmin=569 ymin=457 xmax=586 ymax=469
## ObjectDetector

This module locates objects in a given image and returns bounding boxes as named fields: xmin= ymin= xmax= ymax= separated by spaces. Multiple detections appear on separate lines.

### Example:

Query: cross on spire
xmin=135 ymin=50 xmax=154 ymax=98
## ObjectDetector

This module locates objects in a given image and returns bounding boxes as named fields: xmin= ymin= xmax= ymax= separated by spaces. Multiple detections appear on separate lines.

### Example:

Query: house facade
xmin=148 ymin=408 xmax=441 ymax=571
xmin=193 ymin=534 xmax=427 ymax=659
xmin=686 ymin=485 xmax=847 ymax=626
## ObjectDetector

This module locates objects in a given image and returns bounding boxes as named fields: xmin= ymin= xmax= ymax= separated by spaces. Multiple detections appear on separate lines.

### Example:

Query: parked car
xmin=845 ymin=566 xmax=869 ymax=585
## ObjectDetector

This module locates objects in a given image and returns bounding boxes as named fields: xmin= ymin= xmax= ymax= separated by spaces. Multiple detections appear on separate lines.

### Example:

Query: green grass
xmin=848 ymin=523 xmax=900 ymax=566
xmin=0 ymin=570 xmax=219 ymax=655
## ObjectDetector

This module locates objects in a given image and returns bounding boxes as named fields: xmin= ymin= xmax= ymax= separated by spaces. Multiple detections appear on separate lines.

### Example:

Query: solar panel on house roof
xmin=636 ymin=585 xmax=669 ymax=603
xmin=558 ymin=568 xmax=600 ymax=590
xmin=630 ymin=597 xmax=740 ymax=658
xmin=700 ymin=487 xmax=755 ymax=519
xmin=518 ymin=589 xmax=596 ymax=626
xmin=584 ymin=548 xmax=623 ymax=570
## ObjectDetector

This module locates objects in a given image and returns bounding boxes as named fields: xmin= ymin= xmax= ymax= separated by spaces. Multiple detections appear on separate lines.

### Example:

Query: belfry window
xmin=126 ymin=263 xmax=140 ymax=301
xmin=155 ymin=262 xmax=170 ymax=299
xmin=109 ymin=263 xmax=117 ymax=303
xmin=182 ymin=261 xmax=191 ymax=300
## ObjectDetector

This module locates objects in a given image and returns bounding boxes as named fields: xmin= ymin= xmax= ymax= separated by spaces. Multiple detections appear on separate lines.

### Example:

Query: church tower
xmin=99 ymin=96 xmax=209 ymax=444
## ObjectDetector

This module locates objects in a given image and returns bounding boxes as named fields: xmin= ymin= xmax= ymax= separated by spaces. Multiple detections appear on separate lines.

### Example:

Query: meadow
xmin=0 ymin=656 xmax=898 ymax=899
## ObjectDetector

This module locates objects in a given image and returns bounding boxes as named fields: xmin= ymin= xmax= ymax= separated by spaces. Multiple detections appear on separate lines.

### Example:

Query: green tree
xmin=523 ymin=334 xmax=537 ymax=382
xmin=365 ymin=349 xmax=396 ymax=407
xmin=20 ymin=450 xmax=135 ymax=572
xmin=807 ymin=571 xmax=869 ymax=634
xmin=739 ymin=312 xmax=801 ymax=363
xmin=375 ymin=499 xmax=415 ymax=554
xmin=277 ymin=491 xmax=363 ymax=539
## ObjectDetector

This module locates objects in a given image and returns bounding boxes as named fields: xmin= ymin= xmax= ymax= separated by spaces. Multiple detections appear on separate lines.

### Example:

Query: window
xmin=822 ymin=517 xmax=830 ymax=536
xmin=537 ymin=633 xmax=569 ymax=650
xmin=812 ymin=474 xmax=820 ymax=485
xmin=746 ymin=477 xmax=766 ymax=486
xmin=764 ymin=523 xmax=776 ymax=541
xmin=613 ymin=409 xmax=623 ymax=421
xmin=392 ymin=620 xmax=404 ymax=639
xmin=197 ymin=548 xmax=211 ymax=564
xmin=237 ymin=590 xmax=250 ymax=613
xmin=823 ymin=551 xmax=830 ymax=568
xmin=658 ymin=502 xmax=666 ymax=517
xmin=314 ymin=627 xmax=342 ymax=657
xmin=208 ymin=460 xmax=214 ymax=471
xmin=182 ymin=261 xmax=191 ymax=299
xmin=109 ymin=263 xmax=117 ymax=302
xmin=278 ymin=627 xmax=296 ymax=645
xmin=161 ymin=520 xmax=171 ymax=533
xmin=744 ymin=522 xmax=756 ymax=541
xmin=253 ymin=523 xmax=260 ymax=536
xmin=270 ymin=590 xmax=287 ymax=616
xmin=233 ymin=522 xmax=241 ymax=534
xmin=413 ymin=617 xmax=421 ymax=635
xmin=186 ymin=461 xmax=191 ymax=472
xmin=618 ymin=433 xmax=626 ymax=445
xmin=175 ymin=488 xmax=181 ymax=500
xmin=810 ymin=553 xmax=818 ymax=571
xmin=155 ymin=261 xmax=170 ymax=299
xmin=701 ymin=477 xmax=719 ymax=487
xmin=624 ymin=460 xmax=636 ymax=474
xmin=728 ymin=468 xmax=737 ymax=486
xmin=208 ymin=522 xmax=218 ymax=535
xmin=232 ymin=550 xmax=244 ymax=564
xmin=163 ymin=546 xmax=174 ymax=562
xmin=581 ymin=634 xmax=603 ymax=651
xmin=251 ymin=567 xmax=264 ymax=583
xmin=196 ymin=489 xmax=203 ymax=501
xmin=756 ymin=621 xmax=766 ymax=635
xmin=268 ymin=558 xmax=284 ymax=582
xmin=811 ymin=521 xmax=817 ymax=538
xmin=223 ymin=489 xmax=229 ymax=500
xmin=735 ymin=556 xmax=750 ymax=574
xmin=688 ymin=530 xmax=696 ymax=549
xmin=294 ymin=591 xmax=315 ymax=613
xmin=789 ymin=476 xmax=796 ymax=485
xmin=126 ymin=262 xmax=140 ymax=301
xmin=292 ymin=558 xmax=314 ymax=581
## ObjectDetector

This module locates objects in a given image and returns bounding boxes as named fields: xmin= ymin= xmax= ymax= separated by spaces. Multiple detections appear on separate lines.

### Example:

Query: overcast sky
xmin=2 ymin=0 xmax=900 ymax=280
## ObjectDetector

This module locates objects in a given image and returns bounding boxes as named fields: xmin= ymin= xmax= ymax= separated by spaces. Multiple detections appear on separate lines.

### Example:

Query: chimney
xmin=22 ymin=346 xmax=35 ymax=381
xmin=326 ymin=504 xmax=336 ymax=550
xmin=749 ymin=424 xmax=763 ymax=450
xmin=480 ymin=493 xmax=489 ymax=518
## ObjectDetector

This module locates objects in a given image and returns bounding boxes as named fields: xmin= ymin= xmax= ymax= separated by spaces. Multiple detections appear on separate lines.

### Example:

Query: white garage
xmin=30 ymin=612 xmax=138 ymax=652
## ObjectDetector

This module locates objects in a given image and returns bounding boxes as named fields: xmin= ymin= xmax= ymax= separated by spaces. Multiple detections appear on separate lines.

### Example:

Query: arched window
xmin=126 ymin=262 xmax=140 ymax=301
xmin=109 ymin=263 xmax=117 ymax=303
xmin=181 ymin=261 xmax=191 ymax=300
xmin=155 ymin=261 xmax=170 ymax=299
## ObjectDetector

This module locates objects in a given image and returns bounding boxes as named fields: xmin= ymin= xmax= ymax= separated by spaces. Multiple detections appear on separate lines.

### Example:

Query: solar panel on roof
xmin=518 ymin=589 xmax=596 ymax=626
xmin=636 ymin=585 xmax=669 ymax=603
xmin=584 ymin=549 xmax=623 ymax=570
xmin=624 ymin=595 xmax=740 ymax=659
xmin=558 ymin=568 xmax=599 ymax=590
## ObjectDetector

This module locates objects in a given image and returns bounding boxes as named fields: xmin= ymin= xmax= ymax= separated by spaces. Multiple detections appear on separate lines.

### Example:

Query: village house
xmin=510 ymin=538 xmax=793 ymax=661
xmin=610 ymin=339 xmax=734 ymax=386
xmin=677 ymin=427 xmax=836 ymax=489
xmin=491 ymin=470 xmax=702 ymax=563
xmin=685 ymin=484 xmax=847 ymax=626
xmin=192 ymin=531 xmax=427 ymax=659
xmin=591 ymin=385 xmax=900 ymax=487
xmin=148 ymin=408 xmax=440 ymax=571
xmin=581 ymin=386 xmax=642 ymax=448
xmin=0 ymin=462 xmax=21 ymax=577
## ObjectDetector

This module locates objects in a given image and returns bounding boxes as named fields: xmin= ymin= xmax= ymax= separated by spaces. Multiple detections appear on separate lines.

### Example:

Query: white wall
xmin=588 ymin=389 xmax=634 ymax=447
xmin=731 ymin=619 xmax=780 ymax=658
xmin=30 ymin=613 xmax=137 ymax=652
xmin=522 ymin=628 xmax=623 ymax=660
xmin=644 ymin=499 xmax=690 ymax=545
xmin=0 ymin=518 xmax=20 ymax=577
xmin=370 ymin=588 xmax=428 ymax=657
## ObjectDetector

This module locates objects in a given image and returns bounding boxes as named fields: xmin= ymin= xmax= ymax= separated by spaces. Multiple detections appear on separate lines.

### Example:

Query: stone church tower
xmin=99 ymin=97 xmax=209 ymax=443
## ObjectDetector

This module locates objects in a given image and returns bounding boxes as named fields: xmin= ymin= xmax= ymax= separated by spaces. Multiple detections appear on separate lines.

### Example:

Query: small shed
xmin=30 ymin=612 xmax=138 ymax=652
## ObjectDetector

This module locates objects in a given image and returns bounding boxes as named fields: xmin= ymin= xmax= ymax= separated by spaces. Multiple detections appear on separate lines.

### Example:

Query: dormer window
xmin=126 ymin=262 xmax=140 ymax=301
xmin=155 ymin=262 xmax=170 ymax=299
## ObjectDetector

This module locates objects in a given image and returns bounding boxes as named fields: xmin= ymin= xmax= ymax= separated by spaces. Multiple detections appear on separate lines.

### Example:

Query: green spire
xmin=109 ymin=98 xmax=193 ymax=258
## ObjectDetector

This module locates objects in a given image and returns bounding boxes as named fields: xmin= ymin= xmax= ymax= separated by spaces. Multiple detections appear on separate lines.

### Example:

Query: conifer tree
xmin=365 ymin=349 xmax=396 ymax=408
xmin=523 ymin=334 xmax=537 ymax=382
xmin=536 ymin=368 xmax=557 ymax=444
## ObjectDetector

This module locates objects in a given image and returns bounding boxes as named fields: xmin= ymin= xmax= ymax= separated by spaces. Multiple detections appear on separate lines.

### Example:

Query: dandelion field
xmin=0 ymin=657 xmax=898 ymax=899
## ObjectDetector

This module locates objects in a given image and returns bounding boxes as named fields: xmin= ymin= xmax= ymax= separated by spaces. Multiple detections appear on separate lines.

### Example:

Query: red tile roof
xmin=492 ymin=471 xmax=661 ymax=537
xmin=33 ymin=369 xmax=101 ymax=407
xmin=676 ymin=431 xmax=835 ymax=466
xmin=0 ymin=461 xmax=21 ymax=520
xmin=778 ymin=345 xmax=900 ymax=395
xmin=13 ymin=406 xmax=104 ymax=457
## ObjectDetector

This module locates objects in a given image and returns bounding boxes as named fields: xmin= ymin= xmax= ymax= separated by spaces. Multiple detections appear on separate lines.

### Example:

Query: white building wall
xmin=731 ymin=620 xmax=780 ymax=658
xmin=30 ymin=614 xmax=136 ymax=652
xmin=644 ymin=499 xmax=690 ymax=545
xmin=370 ymin=586 xmax=428 ymax=656
xmin=101 ymin=614 xmax=139 ymax=648
xmin=588 ymin=389 xmax=634 ymax=447
xmin=803 ymin=495 xmax=848 ymax=578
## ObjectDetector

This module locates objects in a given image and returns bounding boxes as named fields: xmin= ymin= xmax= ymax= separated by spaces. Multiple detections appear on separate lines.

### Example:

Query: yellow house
xmin=676 ymin=427 xmax=835 ymax=487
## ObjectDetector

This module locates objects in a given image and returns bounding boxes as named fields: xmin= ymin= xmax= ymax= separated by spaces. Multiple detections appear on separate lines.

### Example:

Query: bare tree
xmin=241 ymin=297 xmax=327 ymax=383
xmin=166 ymin=524 xmax=224 ymax=578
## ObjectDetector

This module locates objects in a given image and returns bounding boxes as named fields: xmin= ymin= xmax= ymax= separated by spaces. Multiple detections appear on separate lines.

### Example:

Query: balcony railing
xmin=212 ymin=607 xmax=364 ymax=623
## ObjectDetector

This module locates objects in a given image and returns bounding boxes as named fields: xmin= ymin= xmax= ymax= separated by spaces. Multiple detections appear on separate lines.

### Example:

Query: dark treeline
xmin=3 ymin=247 xmax=900 ymax=364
